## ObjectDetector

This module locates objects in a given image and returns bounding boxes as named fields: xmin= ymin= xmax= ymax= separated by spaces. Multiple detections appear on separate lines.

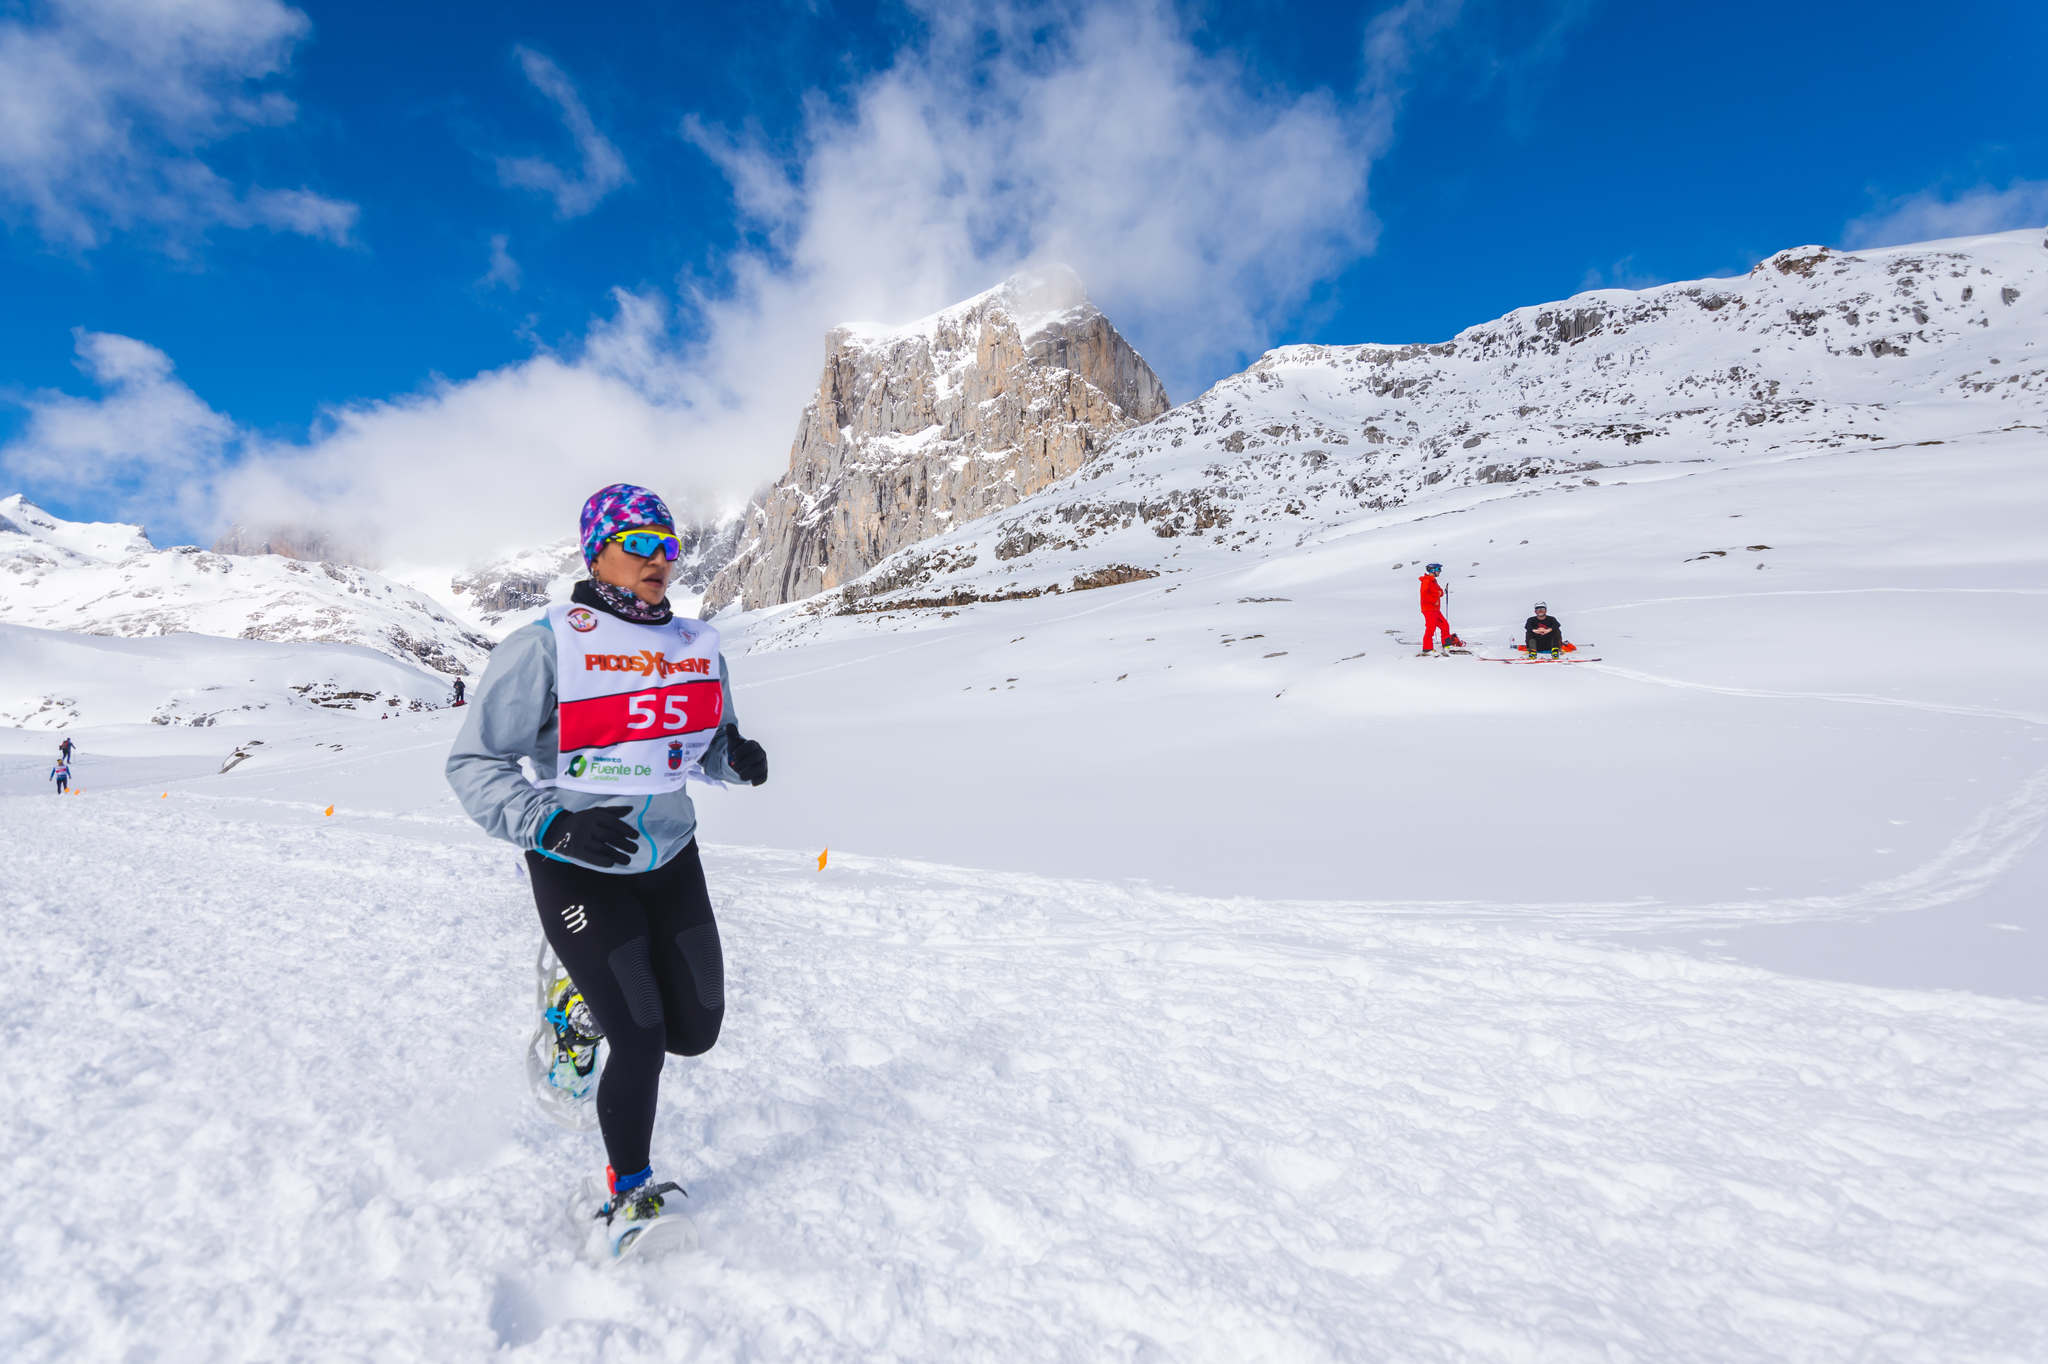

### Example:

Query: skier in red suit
xmin=1418 ymin=563 xmax=1458 ymax=653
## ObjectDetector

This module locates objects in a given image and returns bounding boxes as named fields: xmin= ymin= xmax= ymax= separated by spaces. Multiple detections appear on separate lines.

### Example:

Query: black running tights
xmin=524 ymin=840 xmax=725 ymax=1174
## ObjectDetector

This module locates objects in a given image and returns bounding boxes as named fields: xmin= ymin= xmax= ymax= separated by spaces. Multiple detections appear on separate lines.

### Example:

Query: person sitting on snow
xmin=1524 ymin=602 xmax=1567 ymax=657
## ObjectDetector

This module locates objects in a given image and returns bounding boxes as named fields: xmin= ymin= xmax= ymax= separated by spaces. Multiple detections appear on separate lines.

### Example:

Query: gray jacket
xmin=445 ymin=614 xmax=743 ymax=873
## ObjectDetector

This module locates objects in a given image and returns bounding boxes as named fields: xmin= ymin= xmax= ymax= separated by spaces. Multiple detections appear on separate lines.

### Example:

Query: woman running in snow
xmin=50 ymin=758 xmax=70 ymax=794
xmin=446 ymin=483 xmax=769 ymax=1257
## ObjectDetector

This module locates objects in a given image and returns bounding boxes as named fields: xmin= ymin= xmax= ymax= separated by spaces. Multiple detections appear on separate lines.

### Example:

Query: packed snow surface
xmin=6 ymin=230 xmax=2048 ymax=1360
xmin=6 ymin=429 xmax=2047 ymax=1361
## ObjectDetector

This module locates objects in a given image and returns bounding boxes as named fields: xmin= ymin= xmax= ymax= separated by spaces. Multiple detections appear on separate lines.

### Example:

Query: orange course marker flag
xmin=324 ymin=804 xmax=335 ymax=817
xmin=818 ymin=849 xmax=828 ymax=871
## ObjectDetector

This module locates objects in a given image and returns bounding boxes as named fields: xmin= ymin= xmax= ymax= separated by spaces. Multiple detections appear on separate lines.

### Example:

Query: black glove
xmin=725 ymin=730 xmax=769 ymax=787
xmin=542 ymin=805 xmax=638 ymax=867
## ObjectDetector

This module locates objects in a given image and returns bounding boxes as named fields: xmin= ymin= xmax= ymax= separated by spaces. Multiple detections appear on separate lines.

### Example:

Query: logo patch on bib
xmin=565 ymin=607 xmax=599 ymax=633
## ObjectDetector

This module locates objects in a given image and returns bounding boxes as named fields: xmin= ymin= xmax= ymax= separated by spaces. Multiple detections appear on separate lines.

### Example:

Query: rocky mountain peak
xmin=703 ymin=267 xmax=1170 ymax=613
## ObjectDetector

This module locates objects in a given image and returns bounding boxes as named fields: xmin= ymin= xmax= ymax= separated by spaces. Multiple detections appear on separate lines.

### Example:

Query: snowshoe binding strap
xmin=597 ymin=1180 xmax=688 ymax=1225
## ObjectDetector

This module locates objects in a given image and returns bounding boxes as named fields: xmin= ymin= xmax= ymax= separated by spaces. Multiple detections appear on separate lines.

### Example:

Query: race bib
xmin=544 ymin=604 xmax=724 ymax=794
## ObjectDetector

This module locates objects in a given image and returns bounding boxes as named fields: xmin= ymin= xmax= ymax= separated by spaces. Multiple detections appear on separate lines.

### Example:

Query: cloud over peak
xmin=3 ymin=330 xmax=235 ymax=527
xmin=1844 ymin=179 xmax=2048 ymax=250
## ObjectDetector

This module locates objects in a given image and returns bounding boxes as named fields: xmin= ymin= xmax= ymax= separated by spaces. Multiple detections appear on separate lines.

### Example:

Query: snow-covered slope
xmin=787 ymin=229 xmax=2046 ymax=616
xmin=5 ymin=421 xmax=2047 ymax=1358
xmin=0 ymin=622 xmax=451 ymax=730
xmin=0 ymin=497 xmax=493 ymax=676
xmin=5 ymin=230 xmax=2048 ymax=1360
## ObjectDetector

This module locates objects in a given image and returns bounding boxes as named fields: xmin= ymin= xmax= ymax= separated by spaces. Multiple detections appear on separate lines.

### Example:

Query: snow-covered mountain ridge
xmin=0 ymin=495 xmax=493 ymax=677
xmin=0 ymin=622 xmax=451 ymax=730
xmin=776 ymin=229 xmax=2046 ymax=622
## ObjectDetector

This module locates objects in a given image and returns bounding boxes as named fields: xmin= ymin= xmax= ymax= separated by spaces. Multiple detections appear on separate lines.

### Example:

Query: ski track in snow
xmin=5 ymin=785 xmax=2048 ymax=1363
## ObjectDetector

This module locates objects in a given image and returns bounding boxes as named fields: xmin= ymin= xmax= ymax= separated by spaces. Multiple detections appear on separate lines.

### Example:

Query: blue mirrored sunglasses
xmin=606 ymin=528 xmax=681 ymax=561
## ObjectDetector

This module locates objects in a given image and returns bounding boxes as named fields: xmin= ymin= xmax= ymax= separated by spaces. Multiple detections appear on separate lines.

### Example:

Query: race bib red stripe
xmin=558 ymin=679 xmax=724 ymax=751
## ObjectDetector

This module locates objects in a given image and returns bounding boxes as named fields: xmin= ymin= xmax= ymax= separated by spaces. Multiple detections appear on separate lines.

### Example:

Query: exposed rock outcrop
xmin=213 ymin=524 xmax=370 ymax=566
xmin=703 ymin=266 xmax=1169 ymax=613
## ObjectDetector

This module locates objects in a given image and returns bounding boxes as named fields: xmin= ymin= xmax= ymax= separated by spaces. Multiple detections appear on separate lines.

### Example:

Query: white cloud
xmin=480 ymin=233 xmax=522 ymax=291
xmin=16 ymin=0 xmax=1479 ymax=568
xmin=667 ymin=0 xmax=1409 ymax=434
xmin=1 ymin=330 xmax=237 ymax=525
xmin=496 ymin=47 xmax=630 ymax=218
xmin=0 ymin=0 xmax=357 ymax=249
xmin=1578 ymin=255 xmax=1665 ymax=293
xmin=209 ymin=291 xmax=705 ymax=558
xmin=1843 ymin=180 xmax=2048 ymax=250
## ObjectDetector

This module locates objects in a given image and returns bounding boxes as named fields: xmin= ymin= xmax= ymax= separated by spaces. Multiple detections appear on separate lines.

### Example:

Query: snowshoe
xmin=584 ymin=1167 xmax=697 ymax=1261
xmin=526 ymin=943 xmax=604 ymax=1130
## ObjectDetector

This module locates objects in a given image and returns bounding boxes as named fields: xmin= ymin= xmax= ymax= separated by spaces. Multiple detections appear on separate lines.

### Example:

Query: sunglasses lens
xmin=616 ymin=531 xmax=680 ymax=561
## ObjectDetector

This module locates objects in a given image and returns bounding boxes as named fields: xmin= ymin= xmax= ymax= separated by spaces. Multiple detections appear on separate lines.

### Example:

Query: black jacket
xmin=1525 ymin=614 xmax=1565 ymax=651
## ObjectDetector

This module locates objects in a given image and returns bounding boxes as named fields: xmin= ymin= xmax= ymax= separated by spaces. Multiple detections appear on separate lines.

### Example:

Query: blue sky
xmin=2 ymin=0 xmax=2043 ymax=558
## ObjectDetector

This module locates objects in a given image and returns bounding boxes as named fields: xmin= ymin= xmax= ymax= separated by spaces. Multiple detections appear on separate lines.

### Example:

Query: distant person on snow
xmin=1418 ymin=563 xmax=1461 ymax=653
xmin=58 ymin=736 xmax=74 ymax=762
xmin=1525 ymin=602 xmax=1567 ymax=657
xmin=451 ymin=677 xmax=466 ymax=707
xmin=50 ymin=758 xmax=70 ymax=794
xmin=446 ymin=481 xmax=771 ymax=1259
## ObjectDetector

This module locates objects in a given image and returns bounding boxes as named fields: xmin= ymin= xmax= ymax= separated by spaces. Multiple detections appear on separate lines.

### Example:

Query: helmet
xmin=1424 ymin=562 xmax=1442 ymax=573
xmin=1533 ymin=601 xmax=1547 ymax=611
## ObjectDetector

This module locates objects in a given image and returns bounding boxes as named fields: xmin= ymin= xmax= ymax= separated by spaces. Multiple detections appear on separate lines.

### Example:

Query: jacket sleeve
xmin=445 ymin=622 xmax=560 ymax=850
xmin=696 ymin=652 xmax=744 ymax=783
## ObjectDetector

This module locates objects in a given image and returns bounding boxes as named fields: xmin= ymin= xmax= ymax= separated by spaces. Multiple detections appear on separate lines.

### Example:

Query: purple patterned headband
xmin=579 ymin=483 xmax=675 ymax=567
